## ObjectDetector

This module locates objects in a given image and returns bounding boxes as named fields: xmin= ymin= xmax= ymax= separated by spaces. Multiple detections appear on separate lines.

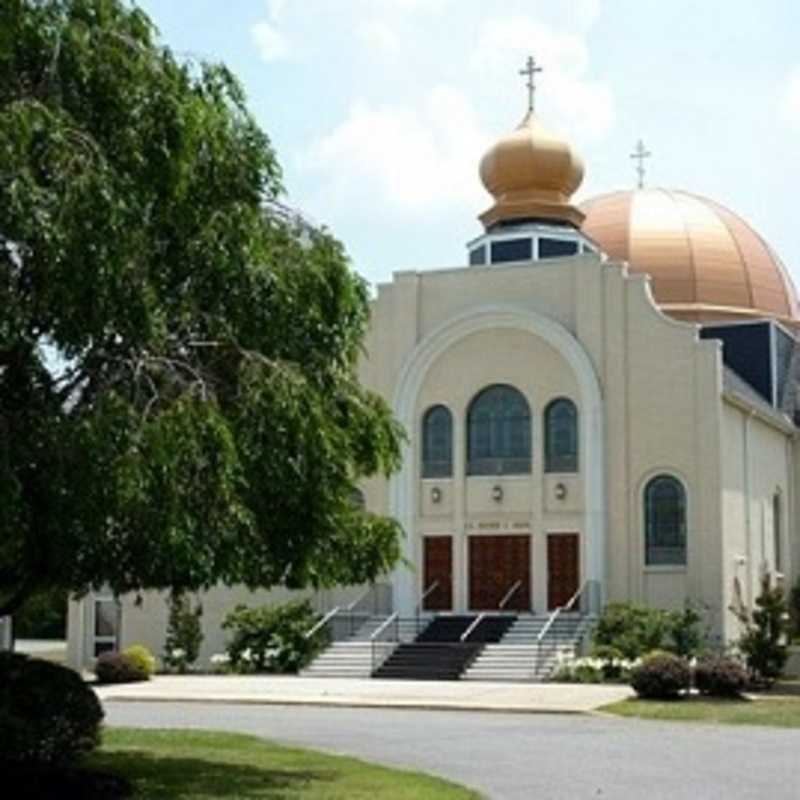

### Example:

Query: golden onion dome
xmin=479 ymin=111 xmax=585 ymax=231
xmin=580 ymin=189 xmax=800 ymax=326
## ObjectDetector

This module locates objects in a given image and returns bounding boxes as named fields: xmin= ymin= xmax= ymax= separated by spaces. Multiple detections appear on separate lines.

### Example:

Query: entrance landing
xmin=95 ymin=675 xmax=632 ymax=714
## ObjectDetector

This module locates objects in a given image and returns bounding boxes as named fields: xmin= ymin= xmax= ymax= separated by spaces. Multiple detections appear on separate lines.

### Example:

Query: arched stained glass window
xmin=644 ymin=475 xmax=687 ymax=566
xmin=422 ymin=405 xmax=453 ymax=478
xmin=544 ymin=398 xmax=578 ymax=472
xmin=467 ymin=385 xmax=531 ymax=475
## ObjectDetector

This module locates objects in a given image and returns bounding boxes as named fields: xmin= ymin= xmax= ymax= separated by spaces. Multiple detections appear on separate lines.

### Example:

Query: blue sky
xmin=137 ymin=1 xmax=800 ymax=290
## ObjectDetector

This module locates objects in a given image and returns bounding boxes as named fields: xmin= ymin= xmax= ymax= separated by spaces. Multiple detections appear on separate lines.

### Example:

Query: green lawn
xmin=89 ymin=729 xmax=482 ymax=799
xmin=602 ymin=694 xmax=800 ymax=728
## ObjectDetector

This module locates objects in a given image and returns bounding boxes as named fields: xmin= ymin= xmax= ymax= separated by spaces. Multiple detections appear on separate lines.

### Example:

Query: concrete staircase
xmin=301 ymin=640 xmax=391 ymax=678
xmin=462 ymin=613 xmax=593 ymax=682
xmin=374 ymin=615 xmax=516 ymax=681
xmin=301 ymin=615 xmax=430 ymax=678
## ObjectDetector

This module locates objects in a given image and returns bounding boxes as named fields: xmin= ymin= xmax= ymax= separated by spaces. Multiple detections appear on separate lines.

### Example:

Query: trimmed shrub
xmin=593 ymin=603 xmax=669 ymax=660
xmin=222 ymin=599 xmax=327 ymax=673
xmin=0 ymin=652 xmax=104 ymax=766
xmin=594 ymin=603 xmax=708 ymax=661
xmin=95 ymin=650 xmax=150 ymax=684
xmin=694 ymin=656 xmax=748 ymax=698
xmin=591 ymin=645 xmax=627 ymax=681
xmin=630 ymin=651 xmax=691 ymax=699
xmin=665 ymin=606 xmax=704 ymax=658
xmin=121 ymin=645 xmax=156 ymax=678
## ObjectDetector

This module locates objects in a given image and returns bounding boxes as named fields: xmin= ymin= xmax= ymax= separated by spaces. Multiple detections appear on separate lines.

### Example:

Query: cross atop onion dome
xmin=478 ymin=56 xmax=585 ymax=231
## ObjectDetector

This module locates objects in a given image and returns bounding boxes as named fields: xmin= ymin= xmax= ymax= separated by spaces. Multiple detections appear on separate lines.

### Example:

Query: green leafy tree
xmin=163 ymin=593 xmax=203 ymax=673
xmin=735 ymin=574 xmax=789 ymax=685
xmin=0 ymin=0 xmax=404 ymax=619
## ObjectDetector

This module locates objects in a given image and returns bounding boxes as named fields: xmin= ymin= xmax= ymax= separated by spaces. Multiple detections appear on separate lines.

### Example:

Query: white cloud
xmin=571 ymin=0 xmax=601 ymax=29
xmin=376 ymin=0 xmax=451 ymax=11
xmin=781 ymin=67 xmax=800 ymax=128
xmin=302 ymin=86 xmax=490 ymax=217
xmin=267 ymin=0 xmax=288 ymax=20
xmin=357 ymin=20 xmax=400 ymax=55
xmin=251 ymin=21 xmax=291 ymax=62
xmin=472 ymin=16 xmax=614 ymax=140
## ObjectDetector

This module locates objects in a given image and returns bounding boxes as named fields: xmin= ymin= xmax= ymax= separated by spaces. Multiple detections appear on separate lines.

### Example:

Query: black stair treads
xmin=373 ymin=642 xmax=482 ymax=681
xmin=462 ymin=615 xmax=517 ymax=643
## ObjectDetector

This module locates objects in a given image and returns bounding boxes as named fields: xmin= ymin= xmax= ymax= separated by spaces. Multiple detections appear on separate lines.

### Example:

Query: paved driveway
xmin=104 ymin=701 xmax=800 ymax=800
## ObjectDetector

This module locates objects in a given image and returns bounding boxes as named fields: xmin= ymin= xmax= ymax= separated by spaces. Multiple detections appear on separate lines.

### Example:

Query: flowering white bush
xmin=209 ymin=652 xmax=232 ymax=674
xmin=551 ymin=653 xmax=642 ymax=684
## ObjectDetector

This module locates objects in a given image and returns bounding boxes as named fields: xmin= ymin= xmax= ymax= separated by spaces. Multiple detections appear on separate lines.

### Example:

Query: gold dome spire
xmin=478 ymin=58 xmax=585 ymax=231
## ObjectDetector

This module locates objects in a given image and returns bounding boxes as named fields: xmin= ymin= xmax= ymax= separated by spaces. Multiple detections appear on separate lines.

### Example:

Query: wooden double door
xmin=423 ymin=532 xmax=579 ymax=612
xmin=468 ymin=535 xmax=530 ymax=611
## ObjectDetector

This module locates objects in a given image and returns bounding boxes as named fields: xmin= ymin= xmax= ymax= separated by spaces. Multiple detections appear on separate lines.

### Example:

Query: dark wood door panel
xmin=423 ymin=536 xmax=452 ymax=610
xmin=547 ymin=533 xmax=579 ymax=610
xmin=468 ymin=535 xmax=530 ymax=611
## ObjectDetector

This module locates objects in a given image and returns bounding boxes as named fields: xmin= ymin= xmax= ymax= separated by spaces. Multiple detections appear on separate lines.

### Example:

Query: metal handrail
xmin=370 ymin=611 xmax=400 ymax=673
xmin=345 ymin=585 xmax=374 ymax=612
xmin=369 ymin=611 xmax=400 ymax=642
xmin=461 ymin=578 xmax=524 ymax=642
xmin=536 ymin=579 xmax=590 ymax=644
xmin=498 ymin=579 xmax=523 ymax=610
xmin=304 ymin=606 xmax=340 ymax=640
xmin=415 ymin=580 xmax=440 ymax=614
xmin=344 ymin=585 xmax=379 ymax=636
xmin=414 ymin=580 xmax=440 ymax=635
xmin=459 ymin=612 xmax=485 ymax=642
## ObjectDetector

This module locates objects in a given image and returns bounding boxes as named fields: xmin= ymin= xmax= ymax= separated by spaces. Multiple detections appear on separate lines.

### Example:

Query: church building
xmin=67 ymin=63 xmax=800 ymax=674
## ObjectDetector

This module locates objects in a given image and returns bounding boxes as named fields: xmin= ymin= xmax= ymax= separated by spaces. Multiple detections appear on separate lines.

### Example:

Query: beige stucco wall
xmin=413 ymin=327 xmax=581 ymax=612
xmin=361 ymin=254 xmax=729 ymax=633
xmin=67 ymin=583 xmax=378 ymax=670
xmin=721 ymin=401 xmax=794 ymax=642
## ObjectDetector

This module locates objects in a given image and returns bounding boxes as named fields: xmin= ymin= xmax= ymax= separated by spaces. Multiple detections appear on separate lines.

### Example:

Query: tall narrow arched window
xmin=544 ymin=398 xmax=578 ymax=472
xmin=644 ymin=475 xmax=687 ymax=566
xmin=422 ymin=405 xmax=453 ymax=478
xmin=467 ymin=385 xmax=531 ymax=475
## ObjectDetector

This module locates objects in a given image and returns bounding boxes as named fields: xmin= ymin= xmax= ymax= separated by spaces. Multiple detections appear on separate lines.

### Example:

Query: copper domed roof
xmin=580 ymin=189 xmax=799 ymax=326
xmin=479 ymin=112 xmax=585 ymax=230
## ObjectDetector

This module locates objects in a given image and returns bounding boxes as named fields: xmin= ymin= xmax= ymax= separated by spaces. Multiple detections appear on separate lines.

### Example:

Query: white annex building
xmin=68 ymin=68 xmax=800 ymax=678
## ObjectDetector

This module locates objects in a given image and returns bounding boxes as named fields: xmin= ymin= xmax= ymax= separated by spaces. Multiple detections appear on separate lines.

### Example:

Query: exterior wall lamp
xmin=430 ymin=486 xmax=442 ymax=504
xmin=554 ymin=482 xmax=568 ymax=500
xmin=491 ymin=485 xmax=503 ymax=503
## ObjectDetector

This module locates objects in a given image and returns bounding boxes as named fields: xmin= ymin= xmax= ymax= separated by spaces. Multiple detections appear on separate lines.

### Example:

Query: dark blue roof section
xmin=703 ymin=320 xmax=799 ymax=427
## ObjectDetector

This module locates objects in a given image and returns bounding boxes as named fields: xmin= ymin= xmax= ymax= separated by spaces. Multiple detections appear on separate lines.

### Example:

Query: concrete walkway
xmin=96 ymin=674 xmax=632 ymax=713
